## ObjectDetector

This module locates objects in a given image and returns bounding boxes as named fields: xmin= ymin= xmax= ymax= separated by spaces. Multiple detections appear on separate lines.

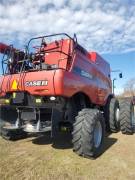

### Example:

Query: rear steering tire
xmin=109 ymin=98 xmax=120 ymax=132
xmin=119 ymin=98 xmax=135 ymax=135
xmin=104 ymin=98 xmax=120 ymax=132
xmin=72 ymin=108 xmax=105 ymax=158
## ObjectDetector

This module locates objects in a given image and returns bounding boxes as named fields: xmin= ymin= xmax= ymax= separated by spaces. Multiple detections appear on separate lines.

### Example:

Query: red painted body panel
xmin=0 ymin=38 xmax=112 ymax=106
xmin=0 ymin=71 xmax=55 ymax=96
xmin=43 ymin=39 xmax=72 ymax=69
xmin=0 ymin=43 xmax=17 ymax=54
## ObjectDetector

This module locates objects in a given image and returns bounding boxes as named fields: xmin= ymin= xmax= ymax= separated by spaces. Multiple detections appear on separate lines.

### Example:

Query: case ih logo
xmin=25 ymin=80 xmax=48 ymax=87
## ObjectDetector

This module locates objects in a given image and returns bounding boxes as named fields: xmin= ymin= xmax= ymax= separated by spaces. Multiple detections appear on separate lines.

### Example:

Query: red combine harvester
xmin=0 ymin=33 xmax=134 ymax=158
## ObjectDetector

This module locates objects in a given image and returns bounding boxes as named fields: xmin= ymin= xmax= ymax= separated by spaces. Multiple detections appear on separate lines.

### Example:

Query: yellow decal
xmin=13 ymin=92 xmax=16 ymax=98
xmin=11 ymin=80 xmax=18 ymax=90
xmin=35 ymin=98 xmax=42 ymax=103
xmin=5 ymin=99 xmax=10 ymax=104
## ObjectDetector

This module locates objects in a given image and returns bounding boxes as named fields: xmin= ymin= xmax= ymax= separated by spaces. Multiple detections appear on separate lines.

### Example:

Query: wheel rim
xmin=115 ymin=108 xmax=120 ymax=122
xmin=94 ymin=121 xmax=102 ymax=148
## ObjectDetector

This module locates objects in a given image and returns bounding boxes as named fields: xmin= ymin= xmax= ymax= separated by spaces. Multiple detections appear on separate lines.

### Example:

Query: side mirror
xmin=119 ymin=73 xmax=122 ymax=78
xmin=73 ymin=33 xmax=77 ymax=43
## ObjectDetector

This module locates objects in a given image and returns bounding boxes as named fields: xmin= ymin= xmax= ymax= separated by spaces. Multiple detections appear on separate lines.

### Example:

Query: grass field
xmin=0 ymin=132 xmax=135 ymax=180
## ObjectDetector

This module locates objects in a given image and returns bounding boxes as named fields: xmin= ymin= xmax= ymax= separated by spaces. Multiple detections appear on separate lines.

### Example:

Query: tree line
xmin=122 ymin=78 xmax=135 ymax=97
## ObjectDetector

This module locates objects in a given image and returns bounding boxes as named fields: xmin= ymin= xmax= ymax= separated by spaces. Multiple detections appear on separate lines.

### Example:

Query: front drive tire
xmin=72 ymin=109 xmax=105 ymax=158
xmin=119 ymin=98 xmax=135 ymax=135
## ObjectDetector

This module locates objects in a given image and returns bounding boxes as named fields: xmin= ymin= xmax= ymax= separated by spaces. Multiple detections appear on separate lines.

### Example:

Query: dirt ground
xmin=0 ymin=131 xmax=135 ymax=180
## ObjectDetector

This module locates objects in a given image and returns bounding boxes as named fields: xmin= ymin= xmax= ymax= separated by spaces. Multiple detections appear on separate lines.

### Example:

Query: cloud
xmin=0 ymin=0 xmax=135 ymax=54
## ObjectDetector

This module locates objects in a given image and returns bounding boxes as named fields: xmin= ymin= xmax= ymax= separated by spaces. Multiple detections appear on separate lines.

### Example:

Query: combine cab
xmin=0 ymin=33 xmax=134 ymax=158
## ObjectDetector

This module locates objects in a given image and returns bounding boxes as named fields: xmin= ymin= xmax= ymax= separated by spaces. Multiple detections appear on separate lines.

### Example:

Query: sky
xmin=0 ymin=0 xmax=135 ymax=94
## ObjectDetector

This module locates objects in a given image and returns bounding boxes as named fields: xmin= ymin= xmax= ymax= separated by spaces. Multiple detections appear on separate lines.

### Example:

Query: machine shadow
xmin=32 ymin=132 xmax=72 ymax=149
xmin=31 ymin=132 xmax=53 ymax=145
xmin=32 ymin=132 xmax=117 ymax=154
xmin=100 ymin=133 xmax=117 ymax=157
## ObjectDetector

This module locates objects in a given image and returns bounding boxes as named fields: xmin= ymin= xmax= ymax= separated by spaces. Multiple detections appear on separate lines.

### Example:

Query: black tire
xmin=0 ymin=128 xmax=1 ymax=136
xmin=104 ymin=98 xmax=120 ymax=132
xmin=72 ymin=108 xmax=105 ymax=158
xmin=0 ymin=127 xmax=28 ymax=141
xmin=64 ymin=98 xmax=78 ymax=124
xmin=0 ymin=107 xmax=5 ymax=136
xmin=119 ymin=98 xmax=134 ymax=135
xmin=0 ymin=106 xmax=27 ymax=141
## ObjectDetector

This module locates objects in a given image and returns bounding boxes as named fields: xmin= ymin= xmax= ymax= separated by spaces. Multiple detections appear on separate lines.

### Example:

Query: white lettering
xmin=25 ymin=80 xmax=48 ymax=86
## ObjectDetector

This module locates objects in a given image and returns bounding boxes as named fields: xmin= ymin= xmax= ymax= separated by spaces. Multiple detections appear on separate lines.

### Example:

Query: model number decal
xmin=81 ymin=70 xmax=93 ymax=79
xmin=73 ymin=66 xmax=93 ymax=79
xmin=25 ymin=80 xmax=48 ymax=87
